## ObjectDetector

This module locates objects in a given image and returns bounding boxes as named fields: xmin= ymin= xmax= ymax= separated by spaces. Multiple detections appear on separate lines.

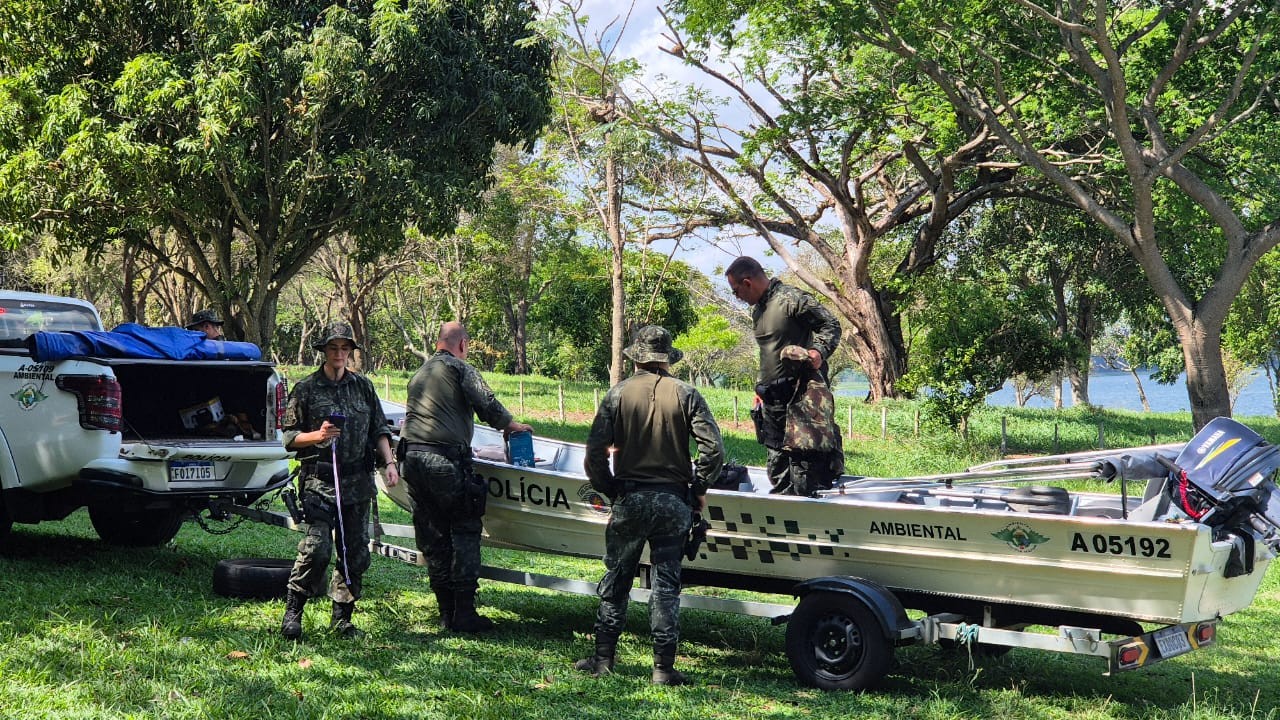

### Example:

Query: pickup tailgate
xmin=119 ymin=441 xmax=292 ymax=462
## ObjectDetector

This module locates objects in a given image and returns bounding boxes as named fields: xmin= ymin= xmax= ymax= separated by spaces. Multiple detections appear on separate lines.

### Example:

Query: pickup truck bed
xmin=0 ymin=291 xmax=292 ymax=546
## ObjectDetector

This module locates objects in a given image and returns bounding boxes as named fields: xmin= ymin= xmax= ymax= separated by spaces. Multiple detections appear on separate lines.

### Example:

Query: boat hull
xmin=382 ymin=428 xmax=1274 ymax=626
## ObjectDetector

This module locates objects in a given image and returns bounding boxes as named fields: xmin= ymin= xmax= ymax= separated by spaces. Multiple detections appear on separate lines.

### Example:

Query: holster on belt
xmin=461 ymin=469 xmax=488 ymax=519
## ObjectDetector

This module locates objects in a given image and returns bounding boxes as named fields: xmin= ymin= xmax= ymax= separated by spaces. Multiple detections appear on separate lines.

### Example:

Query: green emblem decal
xmin=992 ymin=522 xmax=1049 ymax=553
xmin=10 ymin=383 xmax=48 ymax=411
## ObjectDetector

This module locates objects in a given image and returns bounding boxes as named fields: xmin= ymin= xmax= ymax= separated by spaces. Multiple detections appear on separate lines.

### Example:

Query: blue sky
xmin=566 ymin=0 xmax=789 ymax=282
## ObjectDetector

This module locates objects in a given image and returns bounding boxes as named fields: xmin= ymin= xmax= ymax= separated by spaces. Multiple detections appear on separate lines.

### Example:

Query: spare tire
xmin=213 ymin=557 xmax=293 ymax=600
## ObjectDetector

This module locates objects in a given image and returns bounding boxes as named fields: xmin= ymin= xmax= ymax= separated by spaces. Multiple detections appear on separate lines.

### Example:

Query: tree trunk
xmin=1180 ymin=325 xmax=1231 ymax=430
xmin=605 ymin=148 xmax=626 ymax=386
xmin=1128 ymin=366 xmax=1151 ymax=412
xmin=833 ymin=286 xmax=905 ymax=401
xmin=1267 ymin=359 xmax=1280 ymax=419
xmin=1067 ymin=365 xmax=1090 ymax=407
xmin=514 ymin=299 xmax=530 ymax=375
xmin=245 ymin=290 xmax=280 ymax=356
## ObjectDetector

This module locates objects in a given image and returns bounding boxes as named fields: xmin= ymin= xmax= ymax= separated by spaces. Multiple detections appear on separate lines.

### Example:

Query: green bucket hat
xmin=312 ymin=322 xmax=362 ymax=351
xmin=185 ymin=309 xmax=223 ymax=329
xmin=623 ymin=325 xmax=683 ymax=365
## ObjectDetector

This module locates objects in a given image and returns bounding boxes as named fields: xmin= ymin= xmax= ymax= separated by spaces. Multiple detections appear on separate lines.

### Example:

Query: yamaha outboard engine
xmin=1165 ymin=417 xmax=1280 ymax=575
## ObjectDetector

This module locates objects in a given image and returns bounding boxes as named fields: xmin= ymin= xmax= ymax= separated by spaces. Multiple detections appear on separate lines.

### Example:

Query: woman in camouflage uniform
xmin=279 ymin=322 xmax=398 ymax=639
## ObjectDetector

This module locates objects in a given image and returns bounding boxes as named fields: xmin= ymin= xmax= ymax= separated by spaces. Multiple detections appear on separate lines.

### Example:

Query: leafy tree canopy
xmin=0 ymin=0 xmax=552 ymax=349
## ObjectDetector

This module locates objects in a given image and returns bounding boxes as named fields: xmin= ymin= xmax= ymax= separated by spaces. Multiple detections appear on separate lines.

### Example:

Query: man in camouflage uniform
xmin=575 ymin=325 xmax=724 ymax=686
xmin=400 ymin=321 xmax=531 ymax=633
xmin=280 ymin=322 xmax=398 ymax=640
xmin=726 ymin=256 xmax=843 ymax=496
xmin=185 ymin=309 xmax=224 ymax=340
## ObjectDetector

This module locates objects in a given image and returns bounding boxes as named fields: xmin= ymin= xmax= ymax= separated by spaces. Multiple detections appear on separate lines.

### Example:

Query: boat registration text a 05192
xmin=168 ymin=460 xmax=215 ymax=482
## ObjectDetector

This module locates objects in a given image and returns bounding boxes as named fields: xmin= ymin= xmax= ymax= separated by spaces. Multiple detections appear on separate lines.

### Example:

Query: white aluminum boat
xmin=368 ymin=416 xmax=1280 ymax=689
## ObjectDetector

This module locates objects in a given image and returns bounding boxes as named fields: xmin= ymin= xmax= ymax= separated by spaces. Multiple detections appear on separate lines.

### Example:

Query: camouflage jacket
xmin=752 ymin=279 xmax=841 ymax=386
xmin=585 ymin=369 xmax=724 ymax=500
xmin=283 ymin=367 xmax=390 ymax=503
xmin=401 ymin=350 xmax=513 ymax=448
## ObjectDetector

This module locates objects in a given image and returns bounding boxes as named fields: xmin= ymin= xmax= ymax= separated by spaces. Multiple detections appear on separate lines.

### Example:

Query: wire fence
xmin=339 ymin=368 xmax=1229 ymax=458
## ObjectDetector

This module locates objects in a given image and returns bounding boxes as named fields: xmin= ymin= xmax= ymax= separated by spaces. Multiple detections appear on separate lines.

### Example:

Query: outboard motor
xmin=1164 ymin=418 xmax=1280 ymax=575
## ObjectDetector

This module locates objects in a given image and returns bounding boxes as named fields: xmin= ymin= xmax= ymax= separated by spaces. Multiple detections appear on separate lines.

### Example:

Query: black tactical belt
xmin=300 ymin=460 xmax=370 ymax=476
xmin=620 ymin=481 xmax=689 ymax=503
xmin=402 ymin=442 xmax=468 ymax=462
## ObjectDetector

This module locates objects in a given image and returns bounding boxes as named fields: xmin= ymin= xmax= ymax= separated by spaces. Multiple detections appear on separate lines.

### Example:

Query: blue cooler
xmin=508 ymin=430 xmax=535 ymax=467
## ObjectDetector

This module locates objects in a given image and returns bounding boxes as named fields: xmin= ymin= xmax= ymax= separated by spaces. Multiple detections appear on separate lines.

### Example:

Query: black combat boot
xmin=451 ymin=589 xmax=494 ymax=633
xmin=432 ymin=586 xmax=455 ymax=630
xmin=651 ymin=653 xmax=688 ymax=686
xmin=573 ymin=642 xmax=616 ymax=677
xmin=280 ymin=590 xmax=307 ymax=640
xmin=330 ymin=601 xmax=364 ymax=638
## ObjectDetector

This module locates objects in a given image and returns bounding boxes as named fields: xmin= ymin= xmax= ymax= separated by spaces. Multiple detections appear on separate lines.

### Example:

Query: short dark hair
xmin=725 ymin=256 xmax=766 ymax=282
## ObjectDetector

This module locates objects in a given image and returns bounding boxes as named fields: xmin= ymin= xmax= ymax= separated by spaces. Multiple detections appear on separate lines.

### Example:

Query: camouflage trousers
xmin=287 ymin=492 xmax=371 ymax=603
xmin=766 ymin=446 xmax=843 ymax=497
xmin=761 ymin=403 xmax=844 ymax=497
xmin=402 ymin=449 xmax=484 ymax=594
xmin=592 ymin=490 xmax=692 ymax=657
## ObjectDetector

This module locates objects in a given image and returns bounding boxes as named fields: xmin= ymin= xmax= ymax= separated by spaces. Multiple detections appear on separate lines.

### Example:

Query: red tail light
xmin=274 ymin=378 xmax=288 ymax=431
xmin=56 ymin=374 xmax=122 ymax=432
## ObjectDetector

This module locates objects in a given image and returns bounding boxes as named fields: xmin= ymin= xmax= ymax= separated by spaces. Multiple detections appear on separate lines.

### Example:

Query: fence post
xmin=880 ymin=406 xmax=888 ymax=440
xmin=733 ymin=395 xmax=739 ymax=425
xmin=1097 ymin=420 xmax=1105 ymax=450
xmin=558 ymin=383 xmax=565 ymax=423
xmin=593 ymin=387 xmax=599 ymax=412
xmin=1000 ymin=416 xmax=1008 ymax=457
xmin=1053 ymin=423 xmax=1060 ymax=454
xmin=384 ymin=376 xmax=389 ymax=397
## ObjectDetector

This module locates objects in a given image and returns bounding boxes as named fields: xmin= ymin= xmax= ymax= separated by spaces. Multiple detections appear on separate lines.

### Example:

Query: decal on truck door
xmin=10 ymin=383 xmax=47 ymax=410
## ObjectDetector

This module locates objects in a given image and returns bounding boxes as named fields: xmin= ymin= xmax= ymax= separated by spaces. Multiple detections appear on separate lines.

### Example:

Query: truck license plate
xmin=1153 ymin=625 xmax=1193 ymax=659
xmin=169 ymin=460 xmax=215 ymax=482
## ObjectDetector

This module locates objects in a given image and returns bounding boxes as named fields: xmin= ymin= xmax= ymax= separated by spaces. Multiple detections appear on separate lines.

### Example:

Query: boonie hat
xmin=623 ymin=325 xmax=683 ymax=365
xmin=312 ymin=322 xmax=362 ymax=351
xmin=780 ymin=345 xmax=809 ymax=366
xmin=186 ymin=309 xmax=223 ymax=329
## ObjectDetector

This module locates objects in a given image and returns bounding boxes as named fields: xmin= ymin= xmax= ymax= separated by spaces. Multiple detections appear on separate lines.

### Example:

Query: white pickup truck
xmin=0 ymin=290 xmax=292 ymax=546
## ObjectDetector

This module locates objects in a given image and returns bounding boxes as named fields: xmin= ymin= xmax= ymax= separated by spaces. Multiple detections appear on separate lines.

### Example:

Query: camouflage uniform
xmin=751 ymin=278 xmax=844 ymax=496
xmin=581 ymin=326 xmax=724 ymax=682
xmin=282 ymin=366 xmax=390 ymax=602
xmin=400 ymin=350 xmax=513 ymax=614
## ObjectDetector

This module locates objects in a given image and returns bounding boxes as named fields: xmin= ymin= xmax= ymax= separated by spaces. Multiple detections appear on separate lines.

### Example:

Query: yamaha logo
xmin=1195 ymin=430 xmax=1225 ymax=455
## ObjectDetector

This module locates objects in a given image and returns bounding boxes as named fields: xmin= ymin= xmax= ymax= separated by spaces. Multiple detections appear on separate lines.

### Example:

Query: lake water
xmin=986 ymin=367 xmax=1277 ymax=418
xmin=837 ymin=367 xmax=1278 ymax=417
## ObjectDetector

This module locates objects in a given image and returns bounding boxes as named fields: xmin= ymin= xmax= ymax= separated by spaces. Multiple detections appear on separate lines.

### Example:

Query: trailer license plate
xmin=169 ymin=460 xmax=215 ymax=482
xmin=1154 ymin=625 xmax=1192 ymax=659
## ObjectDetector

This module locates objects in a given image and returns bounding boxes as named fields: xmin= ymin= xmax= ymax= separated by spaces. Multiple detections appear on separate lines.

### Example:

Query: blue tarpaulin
xmin=27 ymin=323 xmax=263 ymax=362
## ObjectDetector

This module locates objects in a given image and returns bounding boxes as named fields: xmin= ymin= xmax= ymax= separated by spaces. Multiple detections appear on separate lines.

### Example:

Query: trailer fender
xmin=792 ymin=576 xmax=916 ymax=642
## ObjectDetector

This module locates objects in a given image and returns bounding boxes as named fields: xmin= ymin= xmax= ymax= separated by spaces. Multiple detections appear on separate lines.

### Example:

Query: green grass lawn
xmin=8 ymin=378 xmax=1280 ymax=719
xmin=2 ymin=504 xmax=1278 ymax=720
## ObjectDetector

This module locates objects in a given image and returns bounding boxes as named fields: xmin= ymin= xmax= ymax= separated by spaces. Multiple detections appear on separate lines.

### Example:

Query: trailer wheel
xmin=785 ymin=591 xmax=892 ymax=691
xmin=213 ymin=558 xmax=293 ymax=600
xmin=89 ymin=505 xmax=185 ymax=547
